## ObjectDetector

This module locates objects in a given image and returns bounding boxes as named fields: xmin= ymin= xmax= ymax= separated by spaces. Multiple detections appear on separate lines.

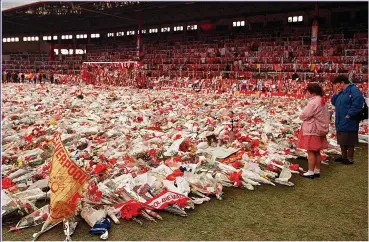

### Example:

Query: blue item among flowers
xmin=89 ymin=217 xmax=111 ymax=236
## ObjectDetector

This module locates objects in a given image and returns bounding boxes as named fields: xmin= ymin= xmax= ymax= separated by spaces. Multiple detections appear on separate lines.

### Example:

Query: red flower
xmin=118 ymin=200 xmax=148 ymax=220
xmin=229 ymin=171 xmax=243 ymax=187
xmin=42 ymin=163 xmax=51 ymax=171
xmin=176 ymin=198 xmax=190 ymax=208
xmin=109 ymin=158 xmax=117 ymax=165
xmin=24 ymin=203 xmax=32 ymax=211
xmin=2 ymin=177 xmax=13 ymax=189
xmin=2 ymin=156 xmax=7 ymax=164
xmin=98 ymin=154 xmax=108 ymax=162
xmin=93 ymin=163 xmax=108 ymax=174
xmin=25 ymin=135 xmax=33 ymax=144
xmin=242 ymin=136 xmax=252 ymax=142
xmin=148 ymin=149 xmax=157 ymax=157
xmin=42 ymin=213 xmax=49 ymax=221
xmin=123 ymin=155 xmax=132 ymax=162
xmin=232 ymin=161 xmax=243 ymax=169
xmin=173 ymin=134 xmax=182 ymax=140
xmin=174 ymin=156 xmax=182 ymax=162
xmin=95 ymin=137 xmax=105 ymax=144
xmin=179 ymin=140 xmax=190 ymax=152
xmin=266 ymin=164 xmax=279 ymax=172
xmin=251 ymin=139 xmax=260 ymax=148
xmin=82 ymin=152 xmax=91 ymax=159
xmin=166 ymin=169 xmax=183 ymax=181
xmin=140 ymin=167 xmax=149 ymax=174
xmin=93 ymin=191 xmax=103 ymax=202
xmin=289 ymin=164 xmax=300 ymax=171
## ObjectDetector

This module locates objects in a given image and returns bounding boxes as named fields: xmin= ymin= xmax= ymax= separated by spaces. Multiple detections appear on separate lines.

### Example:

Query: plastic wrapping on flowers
xmin=1 ymin=83 xmax=367 ymax=239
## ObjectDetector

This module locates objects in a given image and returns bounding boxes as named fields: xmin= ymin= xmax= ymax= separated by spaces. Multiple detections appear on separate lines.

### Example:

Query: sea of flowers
xmin=1 ymin=83 xmax=367 ymax=240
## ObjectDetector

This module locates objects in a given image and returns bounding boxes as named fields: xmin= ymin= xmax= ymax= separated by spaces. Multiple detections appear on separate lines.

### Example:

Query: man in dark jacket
xmin=50 ymin=73 xmax=54 ymax=84
xmin=38 ymin=72 xmax=42 ymax=84
xmin=6 ymin=71 xmax=11 ymax=82
xmin=12 ymin=72 xmax=18 ymax=83
xmin=331 ymin=75 xmax=365 ymax=165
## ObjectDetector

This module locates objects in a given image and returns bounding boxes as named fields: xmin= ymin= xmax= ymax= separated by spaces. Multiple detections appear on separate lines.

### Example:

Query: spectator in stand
xmin=331 ymin=75 xmax=365 ymax=165
xmin=297 ymin=83 xmax=330 ymax=178
xmin=225 ymin=64 xmax=230 ymax=78
xmin=257 ymin=79 xmax=263 ymax=91
xmin=240 ymin=81 xmax=247 ymax=91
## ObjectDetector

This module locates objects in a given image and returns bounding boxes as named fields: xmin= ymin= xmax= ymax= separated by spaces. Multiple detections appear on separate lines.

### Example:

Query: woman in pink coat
xmin=297 ymin=83 xmax=330 ymax=178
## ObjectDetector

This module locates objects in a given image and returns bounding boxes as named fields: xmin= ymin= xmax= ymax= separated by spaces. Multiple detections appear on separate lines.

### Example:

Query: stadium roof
xmin=2 ymin=1 xmax=367 ymax=34
xmin=2 ymin=1 xmax=41 ymax=11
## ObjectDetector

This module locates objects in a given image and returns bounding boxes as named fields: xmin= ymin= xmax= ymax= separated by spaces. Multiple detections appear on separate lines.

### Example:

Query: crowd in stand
xmin=2 ymin=26 xmax=368 ymax=95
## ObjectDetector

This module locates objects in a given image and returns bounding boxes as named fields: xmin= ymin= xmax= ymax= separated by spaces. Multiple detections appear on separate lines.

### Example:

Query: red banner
xmin=145 ymin=190 xmax=189 ymax=210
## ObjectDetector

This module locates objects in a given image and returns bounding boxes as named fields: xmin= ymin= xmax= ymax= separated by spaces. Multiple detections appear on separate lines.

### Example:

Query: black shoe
xmin=342 ymin=159 xmax=354 ymax=165
xmin=334 ymin=157 xmax=346 ymax=162
xmin=301 ymin=174 xmax=315 ymax=179
xmin=297 ymin=156 xmax=308 ymax=160
xmin=314 ymin=173 xmax=320 ymax=178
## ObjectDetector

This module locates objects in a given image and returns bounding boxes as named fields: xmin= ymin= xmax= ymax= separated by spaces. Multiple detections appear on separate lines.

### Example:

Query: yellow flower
xmin=49 ymin=119 xmax=57 ymax=126
xmin=17 ymin=158 xmax=24 ymax=167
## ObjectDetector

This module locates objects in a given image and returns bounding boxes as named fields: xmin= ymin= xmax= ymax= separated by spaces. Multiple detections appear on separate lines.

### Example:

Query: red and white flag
xmin=145 ymin=190 xmax=190 ymax=210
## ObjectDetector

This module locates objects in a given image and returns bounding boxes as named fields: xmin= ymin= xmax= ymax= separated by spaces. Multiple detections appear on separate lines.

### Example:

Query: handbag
xmin=355 ymin=101 xmax=368 ymax=121
xmin=349 ymin=86 xmax=368 ymax=121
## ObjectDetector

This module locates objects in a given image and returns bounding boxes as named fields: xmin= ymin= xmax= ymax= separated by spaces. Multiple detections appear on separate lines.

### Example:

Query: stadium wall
xmin=2 ymin=39 xmax=49 ymax=53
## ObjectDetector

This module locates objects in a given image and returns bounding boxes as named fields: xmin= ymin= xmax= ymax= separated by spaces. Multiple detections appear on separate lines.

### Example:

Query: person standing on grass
xmin=331 ymin=75 xmax=364 ymax=165
xmin=2 ymin=70 xmax=7 ymax=83
xmin=6 ymin=71 xmax=11 ymax=83
xmin=297 ymin=83 xmax=330 ymax=178
xmin=33 ymin=73 xmax=37 ymax=84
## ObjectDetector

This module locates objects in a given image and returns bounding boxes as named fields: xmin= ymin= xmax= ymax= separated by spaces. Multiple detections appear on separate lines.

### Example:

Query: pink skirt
xmin=297 ymin=129 xmax=328 ymax=151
